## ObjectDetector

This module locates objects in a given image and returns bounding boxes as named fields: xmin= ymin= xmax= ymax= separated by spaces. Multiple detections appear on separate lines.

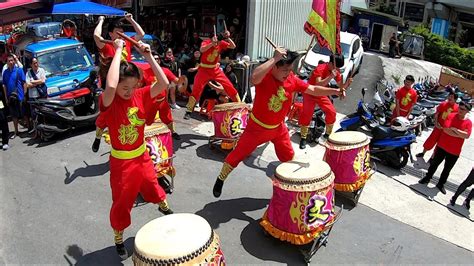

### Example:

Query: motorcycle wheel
xmin=387 ymin=149 xmax=409 ymax=169
xmin=40 ymin=131 xmax=54 ymax=142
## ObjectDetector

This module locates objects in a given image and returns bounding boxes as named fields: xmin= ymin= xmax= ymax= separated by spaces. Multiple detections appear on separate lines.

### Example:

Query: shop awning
xmin=0 ymin=0 xmax=49 ymax=25
xmin=352 ymin=6 xmax=405 ymax=26
xmin=31 ymin=0 xmax=126 ymax=16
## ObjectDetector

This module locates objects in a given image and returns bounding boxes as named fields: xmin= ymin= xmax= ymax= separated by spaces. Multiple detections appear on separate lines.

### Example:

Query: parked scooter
xmin=30 ymin=71 xmax=101 ymax=141
xmin=338 ymin=88 xmax=416 ymax=169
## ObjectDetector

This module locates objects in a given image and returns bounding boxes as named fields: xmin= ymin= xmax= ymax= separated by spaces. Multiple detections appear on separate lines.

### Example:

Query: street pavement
xmin=0 ymin=54 xmax=473 ymax=264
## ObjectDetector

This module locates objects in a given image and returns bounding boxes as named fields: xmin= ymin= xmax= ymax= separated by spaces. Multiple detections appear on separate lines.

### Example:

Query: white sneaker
xmin=2 ymin=144 xmax=9 ymax=150
xmin=170 ymin=103 xmax=181 ymax=109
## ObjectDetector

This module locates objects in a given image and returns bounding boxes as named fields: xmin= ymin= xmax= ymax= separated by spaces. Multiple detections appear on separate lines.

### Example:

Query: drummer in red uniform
xmin=92 ymin=14 xmax=145 ymax=152
xmin=140 ymin=54 xmax=184 ymax=140
xmin=212 ymin=47 xmax=347 ymax=198
xmin=100 ymin=39 xmax=173 ymax=259
xmin=183 ymin=30 xmax=240 ymax=120
xmin=392 ymin=75 xmax=418 ymax=121
xmin=416 ymin=91 xmax=458 ymax=159
xmin=298 ymin=54 xmax=352 ymax=149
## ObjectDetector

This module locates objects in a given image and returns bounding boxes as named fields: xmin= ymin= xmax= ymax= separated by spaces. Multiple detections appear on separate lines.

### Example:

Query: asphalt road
xmin=0 ymin=108 xmax=472 ymax=264
xmin=333 ymin=53 xmax=385 ymax=115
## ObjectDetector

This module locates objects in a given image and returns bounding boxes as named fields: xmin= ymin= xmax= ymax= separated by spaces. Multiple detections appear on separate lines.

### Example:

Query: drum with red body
xmin=144 ymin=122 xmax=175 ymax=178
xmin=261 ymin=161 xmax=336 ymax=245
xmin=211 ymin=102 xmax=249 ymax=139
xmin=322 ymin=131 xmax=372 ymax=192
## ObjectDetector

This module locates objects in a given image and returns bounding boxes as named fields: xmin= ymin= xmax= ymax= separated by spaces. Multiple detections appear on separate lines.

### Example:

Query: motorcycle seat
xmin=371 ymin=126 xmax=408 ymax=140
xmin=416 ymin=102 xmax=435 ymax=109
xmin=35 ymin=98 xmax=75 ymax=107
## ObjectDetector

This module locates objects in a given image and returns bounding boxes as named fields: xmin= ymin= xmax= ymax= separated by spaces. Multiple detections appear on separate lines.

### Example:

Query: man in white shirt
xmin=25 ymin=57 xmax=46 ymax=99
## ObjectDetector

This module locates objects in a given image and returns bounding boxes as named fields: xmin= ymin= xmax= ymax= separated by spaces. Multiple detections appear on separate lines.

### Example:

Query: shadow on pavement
xmin=64 ymin=238 xmax=134 ymax=265
xmin=240 ymin=218 xmax=305 ymax=265
xmin=446 ymin=204 xmax=472 ymax=221
xmin=195 ymin=197 xmax=269 ymax=229
xmin=64 ymin=160 xmax=110 ymax=184
xmin=175 ymin=133 xmax=209 ymax=151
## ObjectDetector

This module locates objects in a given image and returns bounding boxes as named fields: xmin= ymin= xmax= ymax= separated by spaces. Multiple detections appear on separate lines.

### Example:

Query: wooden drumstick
xmin=265 ymin=36 xmax=286 ymax=59
xmin=116 ymin=31 xmax=150 ymax=52
xmin=178 ymin=68 xmax=181 ymax=77
xmin=213 ymin=25 xmax=217 ymax=37
xmin=223 ymin=20 xmax=227 ymax=32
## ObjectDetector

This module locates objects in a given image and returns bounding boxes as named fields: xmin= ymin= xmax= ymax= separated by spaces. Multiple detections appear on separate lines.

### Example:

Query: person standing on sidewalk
xmin=419 ymin=101 xmax=472 ymax=194
xmin=416 ymin=91 xmax=459 ymax=159
xmin=450 ymin=167 xmax=474 ymax=210
xmin=2 ymin=54 xmax=26 ymax=139
xmin=392 ymin=75 xmax=417 ymax=121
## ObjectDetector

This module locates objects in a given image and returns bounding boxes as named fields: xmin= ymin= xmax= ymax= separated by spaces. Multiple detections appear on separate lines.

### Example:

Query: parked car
xmin=298 ymin=31 xmax=364 ymax=84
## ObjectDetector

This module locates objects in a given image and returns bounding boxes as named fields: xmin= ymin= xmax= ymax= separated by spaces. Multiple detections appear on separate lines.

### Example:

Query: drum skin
xmin=212 ymin=103 xmax=249 ymax=139
xmin=260 ymin=161 xmax=336 ymax=245
xmin=133 ymin=214 xmax=225 ymax=266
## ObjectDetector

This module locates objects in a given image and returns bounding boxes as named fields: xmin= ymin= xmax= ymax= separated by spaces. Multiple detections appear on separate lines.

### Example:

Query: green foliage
xmin=391 ymin=74 xmax=401 ymax=85
xmin=409 ymin=25 xmax=474 ymax=73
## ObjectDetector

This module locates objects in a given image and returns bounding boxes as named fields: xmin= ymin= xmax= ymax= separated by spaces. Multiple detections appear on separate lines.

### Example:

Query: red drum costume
xmin=423 ymin=101 xmax=458 ymax=151
xmin=185 ymin=39 xmax=240 ymax=114
xmin=392 ymin=85 xmax=417 ymax=120
xmin=299 ymin=63 xmax=340 ymax=139
xmin=99 ymin=86 xmax=168 ymax=231
xmin=216 ymin=72 xmax=309 ymax=182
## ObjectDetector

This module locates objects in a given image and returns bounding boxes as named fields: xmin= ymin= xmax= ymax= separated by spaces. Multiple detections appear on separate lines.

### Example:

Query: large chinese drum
xmin=211 ymin=102 xmax=249 ymax=139
xmin=144 ymin=122 xmax=175 ymax=178
xmin=322 ymin=131 xmax=371 ymax=192
xmin=260 ymin=161 xmax=336 ymax=245
xmin=133 ymin=213 xmax=225 ymax=265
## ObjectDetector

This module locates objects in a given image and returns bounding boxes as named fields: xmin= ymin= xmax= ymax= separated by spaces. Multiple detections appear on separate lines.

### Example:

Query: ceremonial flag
xmin=304 ymin=0 xmax=341 ymax=54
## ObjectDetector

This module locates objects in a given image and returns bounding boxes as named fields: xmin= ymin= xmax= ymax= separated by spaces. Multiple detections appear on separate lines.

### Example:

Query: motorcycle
xmin=30 ymin=71 xmax=101 ymax=141
xmin=338 ymin=88 xmax=416 ymax=169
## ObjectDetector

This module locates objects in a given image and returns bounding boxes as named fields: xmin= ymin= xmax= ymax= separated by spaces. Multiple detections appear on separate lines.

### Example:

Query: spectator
xmin=389 ymin=32 xmax=401 ymax=58
xmin=392 ymin=75 xmax=417 ymax=121
xmin=25 ymin=57 xmax=47 ymax=136
xmin=184 ymin=50 xmax=201 ymax=92
xmin=419 ymin=101 xmax=472 ymax=194
xmin=0 ymin=88 xmax=9 ymax=150
xmin=416 ymin=91 xmax=458 ymax=159
xmin=189 ymin=32 xmax=202 ymax=51
xmin=2 ymin=54 xmax=26 ymax=138
xmin=224 ymin=63 xmax=239 ymax=96
xmin=2 ymin=53 xmax=22 ymax=76
xmin=162 ymin=48 xmax=179 ymax=75
xmin=450 ymin=167 xmax=474 ymax=210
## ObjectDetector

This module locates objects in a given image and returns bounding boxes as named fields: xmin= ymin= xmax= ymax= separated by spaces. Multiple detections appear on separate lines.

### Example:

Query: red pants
xmin=423 ymin=127 xmax=442 ymax=151
xmin=225 ymin=119 xmax=294 ymax=168
xmin=146 ymin=99 xmax=173 ymax=126
xmin=299 ymin=95 xmax=336 ymax=126
xmin=192 ymin=66 xmax=238 ymax=104
xmin=109 ymin=152 xmax=166 ymax=231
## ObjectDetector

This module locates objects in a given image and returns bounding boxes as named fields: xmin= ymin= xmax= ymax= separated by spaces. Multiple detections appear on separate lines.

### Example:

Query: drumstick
xmin=178 ymin=68 xmax=181 ymax=77
xmin=223 ymin=20 xmax=227 ymax=32
xmin=213 ymin=25 xmax=217 ymax=38
xmin=116 ymin=31 xmax=150 ymax=52
xmin=265 ymin=36 xmax=286 ymax=59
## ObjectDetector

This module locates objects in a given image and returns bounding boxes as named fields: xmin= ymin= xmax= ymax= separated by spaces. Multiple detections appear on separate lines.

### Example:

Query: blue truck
xmin=19 ymin=37 xmax=100 ymax=141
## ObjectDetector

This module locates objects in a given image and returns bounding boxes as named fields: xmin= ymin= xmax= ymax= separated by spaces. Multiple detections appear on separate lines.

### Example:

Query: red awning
xmin=0 ymin=0 xmax=49 ymax=25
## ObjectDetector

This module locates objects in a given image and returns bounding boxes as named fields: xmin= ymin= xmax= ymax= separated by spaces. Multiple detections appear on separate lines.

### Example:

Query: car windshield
xmin=38 ymin=46 xmax=92 ymax=77
xmin=312 ymin=42 xmax=351 ymax=59
xmin=341 ymin=43 xmax=350 ymax=59
xmin=131 ymin=39 xmax=153 ymax=61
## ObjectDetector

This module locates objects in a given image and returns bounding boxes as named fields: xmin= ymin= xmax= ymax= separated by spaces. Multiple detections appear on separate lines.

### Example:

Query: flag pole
xmin=297 ymin=34 xmax=317 ymax=74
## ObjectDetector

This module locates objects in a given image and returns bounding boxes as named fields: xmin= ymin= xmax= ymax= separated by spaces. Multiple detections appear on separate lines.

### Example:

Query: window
xmin=404 ymin=3 xmax=424 ymax=23
xmin=352 ymin=39 xmax=360 ymax=56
